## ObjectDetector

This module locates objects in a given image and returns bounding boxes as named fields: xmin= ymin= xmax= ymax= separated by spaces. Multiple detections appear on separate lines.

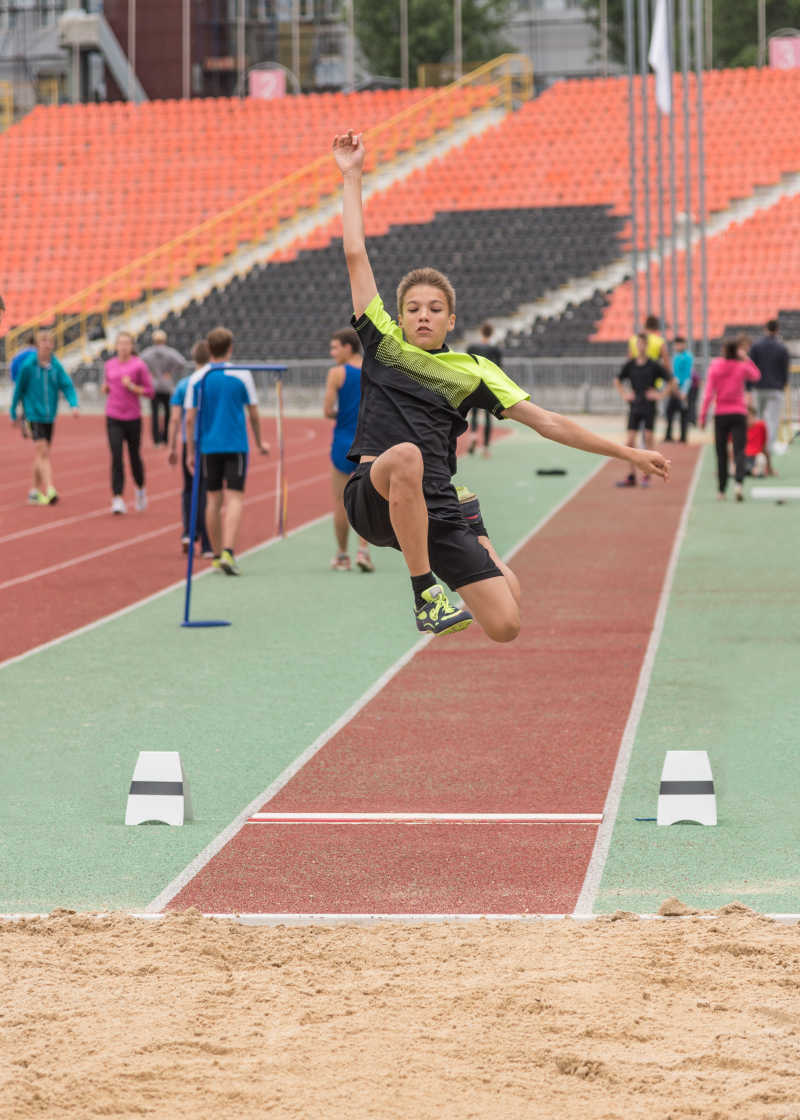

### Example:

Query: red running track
xmin=0 ymin=414 xmax=334 ymax=662
xmin=168 ymin=444 xmax=700 ymax=914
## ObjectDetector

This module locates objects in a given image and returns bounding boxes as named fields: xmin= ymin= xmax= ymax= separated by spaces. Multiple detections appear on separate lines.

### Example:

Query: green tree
xmin=353 ymin=0 xmax=513 ymax=86
xmin=582 ymin=0 xmax=800 ymax=70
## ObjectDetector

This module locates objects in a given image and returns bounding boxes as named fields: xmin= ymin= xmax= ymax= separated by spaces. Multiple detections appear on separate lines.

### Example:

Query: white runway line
xmin=573 ymin=448 xmax=706 ymax=917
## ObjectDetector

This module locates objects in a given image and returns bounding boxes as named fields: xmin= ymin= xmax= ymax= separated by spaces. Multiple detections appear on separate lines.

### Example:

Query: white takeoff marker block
xmin=751 ymin=487 xmax=800 ymax=503
xmin=657 ymin=750 xmax=716 ymax=826
xmin=125 ymin=751 xmax=193 ymax=826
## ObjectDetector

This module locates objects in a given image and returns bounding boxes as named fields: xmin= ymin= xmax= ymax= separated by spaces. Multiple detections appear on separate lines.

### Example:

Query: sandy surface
xmin=2 ymin=903 xmax=799 ymax=1119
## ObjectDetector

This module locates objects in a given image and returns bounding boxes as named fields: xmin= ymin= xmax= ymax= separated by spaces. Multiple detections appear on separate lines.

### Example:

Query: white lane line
xmin=572 ymin=448 xmax=706 ymax=918
xmin=0 ymin=445 xmax=326 ymax=544
xmin=246 ymin=812 xmax=602 ymax=823
xmin=5 ymin=911 xmax=800 ymax=925
xmin=0 ymin=511 xmax=332 ymax=672
xmin=0 ymin=469 xmax=330 ymax=591
xmin=145 ymin=458 xmax=607 ymax=914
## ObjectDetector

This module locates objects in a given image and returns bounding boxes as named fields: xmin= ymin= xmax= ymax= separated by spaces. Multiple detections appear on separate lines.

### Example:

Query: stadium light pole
xmin=758 ymin=0 xmax=766 ymax=66
xmin=400 ymin=0 xmax=409 ymax=89
xmin=454 ymin=0 xmax=463 ymax=80
xmin=624 ymin=0 xmax=641 ymax=333
xmin=127 ymin=0 xmax=136 ymax=103
xmin=292 ymin=0 xmax=301 ymax=91
xmin=182 ymin=0 xmax=190 ymax=99
xmin=679 ymin=0 xmax=693 ymax=351
xmin=600 ymin=0 xmax=609 ymax=76
xmin=237 ymin=0 xmax=246 ymax=97
xmin=345 ymin=0 xmax=355 ymax=92
xmin=667 ymin=0 xmax=679 ymax=337
xmin=693 ymin=0 xmax=710 ymax=370
xmin=638 ymin=0 xmax=653 ymax=316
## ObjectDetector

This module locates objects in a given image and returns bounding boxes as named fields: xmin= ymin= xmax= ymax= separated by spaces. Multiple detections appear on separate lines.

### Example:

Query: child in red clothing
xmin=745 ymin=407 xmax=771 ymax=477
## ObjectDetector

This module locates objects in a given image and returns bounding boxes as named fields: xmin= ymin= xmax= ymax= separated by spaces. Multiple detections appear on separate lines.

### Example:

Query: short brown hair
xmin=191 ymin=339 xmax=211 ymax=365
xmin=396 ymin=268 xmax=455 ymax=316
xmin=331 ymin=327 xmax=361 ymax=354
xmin=644 ymin=314 xmax=660 ymax=331
xmin=480 ymin=322 xmax=493 ymax=339
xmin=207 ymin=326 xmax=233 ymax=359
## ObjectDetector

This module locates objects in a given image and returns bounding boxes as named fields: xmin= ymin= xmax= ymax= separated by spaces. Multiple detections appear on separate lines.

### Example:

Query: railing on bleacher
xmin=3 ymin=54 xmax=532 ymax=363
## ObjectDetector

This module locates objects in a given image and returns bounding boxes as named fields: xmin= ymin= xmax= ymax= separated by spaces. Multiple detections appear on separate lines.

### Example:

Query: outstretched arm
xmin=504 ymin=400 xmax=670 ymax=480
xmin=333 ymin=131 xmax=377 ymax=318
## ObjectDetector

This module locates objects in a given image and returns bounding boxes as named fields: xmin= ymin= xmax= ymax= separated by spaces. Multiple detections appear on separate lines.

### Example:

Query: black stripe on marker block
xmin=129 ymin=781 xmax=184 ymax=796
xmin=659 ymin=780 xmax=715 ymax=795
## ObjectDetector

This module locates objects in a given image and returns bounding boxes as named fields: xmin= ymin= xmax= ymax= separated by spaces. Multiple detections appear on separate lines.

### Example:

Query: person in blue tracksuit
xmin=323 ymin=328 xmax=374 ymax=572
xmin=10 ymin=327 xmax=80 ymax=505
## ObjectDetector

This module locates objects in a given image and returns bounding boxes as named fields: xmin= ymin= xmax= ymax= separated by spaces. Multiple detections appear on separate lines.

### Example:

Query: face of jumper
xmin=116 ymin=334 xmax=133 ymax=360
xmin=399 ymin=284 xmax=455 ymax=351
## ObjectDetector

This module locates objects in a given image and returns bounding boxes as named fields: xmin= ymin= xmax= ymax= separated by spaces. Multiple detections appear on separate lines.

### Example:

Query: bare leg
xmin=457 ymin=575 xmax=520 ymax=643
xmin=331 ymin=467 xmax=350 ymax=554
xmin=206 ymin=490 xmax=224 ymax=554
xmin=368 ymin=443 xmax=430 ymax=576
xmin=479 ymin=535 xmax=521 ymax=605
xmin=35 ymin=443 xmax=53 ymax=493
xmin=221 ymin=490 xmax=245 ymax=553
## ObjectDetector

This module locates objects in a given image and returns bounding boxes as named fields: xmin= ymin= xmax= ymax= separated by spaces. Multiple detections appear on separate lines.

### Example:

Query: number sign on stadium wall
xmin=249 ymin=70 xmax=287 ymax=99
xmin=769 ymin=36 xmax=800 ymax=69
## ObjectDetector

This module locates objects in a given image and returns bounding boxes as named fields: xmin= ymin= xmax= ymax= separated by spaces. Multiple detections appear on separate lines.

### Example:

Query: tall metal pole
xmin=292 ymin=0 xmax=300 ymax=92
xmin=625 ymin=0 xmax=640 ymax=333
xmin=182 ymin=0 xmax=191 ymax=99
xmin=704 ymin=0 xmax=712 ymax=68
xmin=758 ymin=0 xmax=766 ymax=67
xmin=638 ymin=0 xmax=653 ymax=316
xmin=600 ymin=0 xmax=609 ymax=76
xmin=128 ymin=0 xmax=136 ymax=103
xmin=693 ymin=0 xmax=710 ymax=370
xmin=653 ymin=0 xmax=666 ymax=332
xmin=400 ymin=0 xmax=409 ymax=88
xmin=345 ymin=0 xmax=355 ymax=91
xmin=679 ymin=0 xmax=693 ymax=351
xmin=667 ymin=0 xmax=679 ymax=336
xmin=454 ymin=0 xmax=463 ymax=80
xmin=237 ymin=0 xmax=246 ymax=97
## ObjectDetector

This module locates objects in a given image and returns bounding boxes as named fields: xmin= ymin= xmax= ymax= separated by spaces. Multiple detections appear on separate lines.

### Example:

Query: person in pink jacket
xmin=103 ymin=331 xmax=155 ymax=515
xmin=700 ymin=338 xmax=761 ymax=501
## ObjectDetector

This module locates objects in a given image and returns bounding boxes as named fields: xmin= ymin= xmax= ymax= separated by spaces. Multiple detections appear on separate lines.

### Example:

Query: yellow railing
xmin=3 ymin=54 xmax=532 ymax=360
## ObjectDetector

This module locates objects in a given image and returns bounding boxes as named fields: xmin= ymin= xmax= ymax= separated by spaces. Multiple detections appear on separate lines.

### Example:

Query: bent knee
xmin=484 ymin=613 xmax=520 ymax=644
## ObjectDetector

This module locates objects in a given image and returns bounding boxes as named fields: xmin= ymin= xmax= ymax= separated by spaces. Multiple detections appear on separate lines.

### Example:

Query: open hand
xmin=632 ymin=449 xmax=670 ymax=481
xmin=259 ymin=442 xmax=270 ymax=456
xmin=332 ymin=130 xmax=365 ymax=174
xmin=168 ymin=448 xmax=178 ymax=466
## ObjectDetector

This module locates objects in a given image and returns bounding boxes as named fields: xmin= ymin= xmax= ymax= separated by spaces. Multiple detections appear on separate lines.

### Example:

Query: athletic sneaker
xmin=615 ymin=476 xmax=636 ymax=488
xmin=355 ymin=549 xmax=374 ymax=573
xmin=134 ymin=487 xmax=147 ymax=512
xmin=34 ymin=491 xmax=50 ymax=506
xmin=27 ymin=489 xmax=42 ymax=505
xmin=211 ymin=555 xmax=223 ymax=572
xmin=640 ymin=476 xmax=650 ymax=489
xmin=414 ymin=584 xmax=473 ymax=636
xmin=111 ymin=496 xmax=127 ymax=515
xmin=45 ymin=486 xmax=58 ymax=505
xmin=331 ymin=553 xmax=351 ymax=571
xmin=734 ymin=483 xmax=744 ymax=503
xmin=181 ymin=536 xmax=190 ymax=553
xmin=220 ymin=549 xmax=240 ymax=576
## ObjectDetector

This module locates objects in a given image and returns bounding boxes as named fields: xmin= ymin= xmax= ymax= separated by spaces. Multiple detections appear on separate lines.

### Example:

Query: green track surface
xmin=596 ymin=442 xmax=800 ymax=913
xmin=0 ymin=429 xmax=595 ymax=912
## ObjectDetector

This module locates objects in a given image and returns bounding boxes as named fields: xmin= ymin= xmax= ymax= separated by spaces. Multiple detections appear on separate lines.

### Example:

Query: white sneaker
xmin=111 ymin=496 xmax=127 ymax=515
xmin=134 ymin=487 xmax=147 ymax=512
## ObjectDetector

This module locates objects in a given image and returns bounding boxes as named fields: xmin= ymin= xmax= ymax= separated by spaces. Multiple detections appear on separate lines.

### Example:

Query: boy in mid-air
xmin=333 ymin=130 xmax=670 ymax=641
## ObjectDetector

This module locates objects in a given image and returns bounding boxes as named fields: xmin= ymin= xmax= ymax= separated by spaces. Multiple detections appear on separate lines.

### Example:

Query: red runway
xmin=167 ymin=446 xmax=700 ymax=914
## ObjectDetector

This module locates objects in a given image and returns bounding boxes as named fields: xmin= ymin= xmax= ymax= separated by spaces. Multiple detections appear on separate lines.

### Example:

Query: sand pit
xmin=2 ymin=904 xmax=799 ymax=1119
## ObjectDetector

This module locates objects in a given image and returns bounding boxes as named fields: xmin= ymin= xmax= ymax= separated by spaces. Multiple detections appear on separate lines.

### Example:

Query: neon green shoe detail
xmin=415 ymin=584 xmax=473 ymax=636
xmin=35 ymin=491 xmax=50 ymax=506
xmin=220 ymin=549 xmax=240 ymax=576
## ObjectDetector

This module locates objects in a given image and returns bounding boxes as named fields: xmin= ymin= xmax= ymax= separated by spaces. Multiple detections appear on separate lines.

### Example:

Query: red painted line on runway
xmin=167 ymin=445 xmax=700 ymax=915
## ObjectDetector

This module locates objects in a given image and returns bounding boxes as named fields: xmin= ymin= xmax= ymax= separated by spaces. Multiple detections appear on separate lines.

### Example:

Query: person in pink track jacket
xmin=700 ymin=339 xmax=761 ymax=502
xmin=103 ymin=331 xmax=155 ymax=515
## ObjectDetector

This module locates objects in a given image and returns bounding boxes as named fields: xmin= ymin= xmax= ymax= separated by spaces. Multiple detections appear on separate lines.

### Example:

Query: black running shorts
xmin=202 ymin=451 xmax=248 ymax=492
xmin=627 ymin=401 xmax=656 ymax=432
xmin=29 ymin=421 xmax=54 ymax=443
xmin=343 ymin=462 xmax=501 ymax=591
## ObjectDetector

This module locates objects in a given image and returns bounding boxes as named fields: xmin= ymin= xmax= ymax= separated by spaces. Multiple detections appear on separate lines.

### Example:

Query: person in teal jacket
xmin=10 ymin=326 xmax=80 ymax=505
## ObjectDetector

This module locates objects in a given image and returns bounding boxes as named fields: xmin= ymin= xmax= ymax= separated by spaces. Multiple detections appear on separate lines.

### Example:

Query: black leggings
xmin=107 ymin=417 xmax=144 ymax=495
xmin=151 ymin=391 xmax=171 ymax=445
xmin=714 ymin=413 xmax=746 ymax=493
xmin=470 ymin=407 xmax=492 ymax=446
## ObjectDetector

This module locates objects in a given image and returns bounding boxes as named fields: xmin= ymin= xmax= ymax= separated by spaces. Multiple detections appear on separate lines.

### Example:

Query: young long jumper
xmin=333 ymin=129 xmax=670 ymax=641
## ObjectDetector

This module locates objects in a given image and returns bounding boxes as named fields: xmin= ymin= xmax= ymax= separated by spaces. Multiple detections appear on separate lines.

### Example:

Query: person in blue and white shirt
xmin=184 ymin=327 xmax=269 ymax=576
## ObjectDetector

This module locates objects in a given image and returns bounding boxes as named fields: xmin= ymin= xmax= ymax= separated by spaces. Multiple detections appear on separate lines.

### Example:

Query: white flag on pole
xmin=648 ymin=0 xmax=672 ymax=114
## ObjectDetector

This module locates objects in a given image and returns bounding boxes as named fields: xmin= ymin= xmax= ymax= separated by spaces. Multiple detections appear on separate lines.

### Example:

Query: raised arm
xmin=504 ymin=399 xmax=670 ymax=480
xmin=333 ymin=131 xmax=377 ymax=318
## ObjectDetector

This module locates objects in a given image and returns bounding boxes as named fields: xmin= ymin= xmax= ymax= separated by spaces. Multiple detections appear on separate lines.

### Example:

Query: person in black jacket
xmin=750 ymin=319 xmax=790 ymax=453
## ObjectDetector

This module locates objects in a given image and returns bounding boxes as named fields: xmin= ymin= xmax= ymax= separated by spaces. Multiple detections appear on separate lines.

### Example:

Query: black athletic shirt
xmin=467 ymin=341 xmax=503 ymax=368
xmin=348 ymin=294 xmax=528 ymax=480
xmin=617 ymin=358 xmax=671 ymax=403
